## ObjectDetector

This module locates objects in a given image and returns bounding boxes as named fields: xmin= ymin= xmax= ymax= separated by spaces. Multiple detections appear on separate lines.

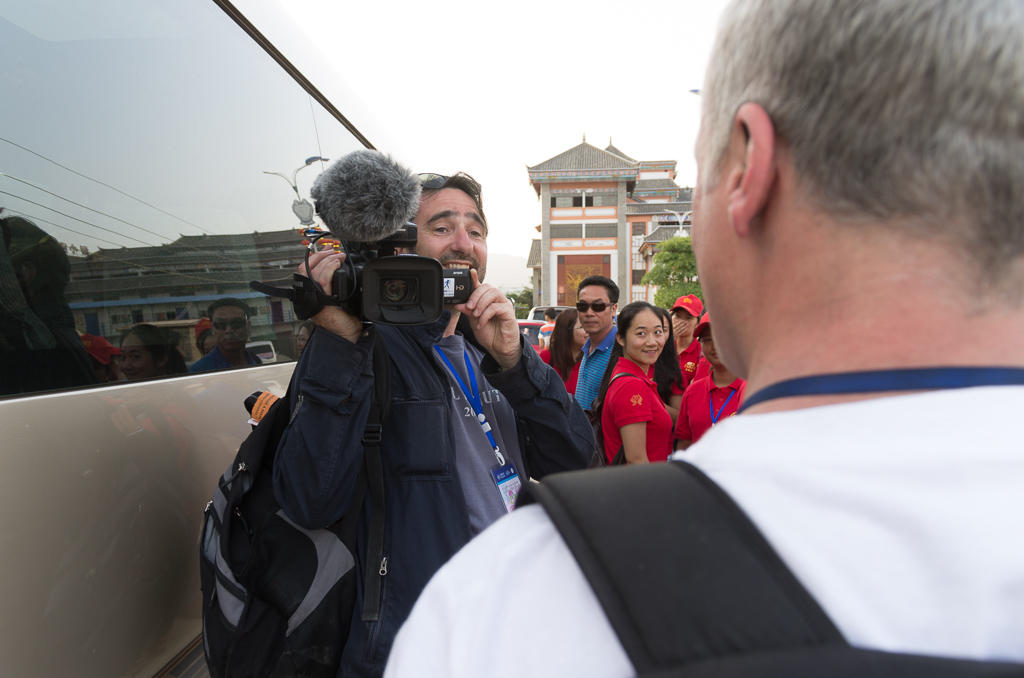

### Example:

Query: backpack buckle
xmin=362 ymin=424 xmax=383 ymax=447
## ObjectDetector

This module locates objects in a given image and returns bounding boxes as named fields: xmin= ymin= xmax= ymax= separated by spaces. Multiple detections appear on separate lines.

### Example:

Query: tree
xmin=506 ymin=286 xmax=534 ymax=319
xmin=640 ymin=236 xmax=703 ymax=308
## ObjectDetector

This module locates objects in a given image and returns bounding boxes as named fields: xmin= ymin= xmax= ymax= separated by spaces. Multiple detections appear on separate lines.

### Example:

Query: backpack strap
xmin=525 ymin=463 xmax=1024 ymax=677
xmin=522 ymin=462 xmax=845 ymax=674
xmin=360 ymin=337 xmax=390 ymax=622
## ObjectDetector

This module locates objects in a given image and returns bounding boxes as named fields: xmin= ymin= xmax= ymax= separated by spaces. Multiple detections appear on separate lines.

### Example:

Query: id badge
xmin=490 ymin=463 xmax=522 ymax=514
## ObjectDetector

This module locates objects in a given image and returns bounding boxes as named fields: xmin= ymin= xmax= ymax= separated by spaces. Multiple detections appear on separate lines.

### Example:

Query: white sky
xmin=279 ymin=0 xmax=731 ymax=287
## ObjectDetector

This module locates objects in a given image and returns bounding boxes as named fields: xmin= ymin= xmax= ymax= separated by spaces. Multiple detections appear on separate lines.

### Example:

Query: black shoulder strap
xmin=524 ymin=463 xmax=1024 ymax=677
xmin=360 ymin=336 xmax=390 ymax=622
xmin=523 ymin=462 xmax=844 ymax=673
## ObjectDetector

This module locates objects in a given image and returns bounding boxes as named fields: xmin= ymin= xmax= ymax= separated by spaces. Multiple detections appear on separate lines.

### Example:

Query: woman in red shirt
xmin=538 ymin=308 xmax=586 ymax=389
xmin=595 ymin=302 xmax=674 ymax=464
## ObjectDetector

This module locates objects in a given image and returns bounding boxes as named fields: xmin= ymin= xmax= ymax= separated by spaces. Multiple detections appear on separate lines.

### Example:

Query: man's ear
xmin=726 ymin=102 xmax=776 ymax=237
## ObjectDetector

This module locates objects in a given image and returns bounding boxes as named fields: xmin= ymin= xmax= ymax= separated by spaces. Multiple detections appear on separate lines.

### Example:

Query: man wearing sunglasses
xmin=273 ymin=170 xmax=594 ymax=677
xmin=189 ymin=297 xmax=261 ymax=372
xmin=573 ymin=275 xmax=619 ymax=412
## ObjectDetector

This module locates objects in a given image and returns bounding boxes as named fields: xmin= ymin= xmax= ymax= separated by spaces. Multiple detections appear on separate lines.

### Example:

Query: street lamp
xmin=663 ymin=209 xmax=692 ymax=237
xmin=264 ymin=156 xmax=329 ymax=225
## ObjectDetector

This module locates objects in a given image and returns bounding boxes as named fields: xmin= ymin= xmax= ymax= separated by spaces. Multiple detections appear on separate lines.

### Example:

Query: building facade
xmin=527 ymin=139 xmax=691 ymax=307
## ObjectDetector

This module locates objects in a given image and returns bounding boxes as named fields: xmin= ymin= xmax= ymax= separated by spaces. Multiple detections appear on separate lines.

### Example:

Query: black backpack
xmin=524 ymin=462 xmax=1024 ymax=677
xmin=199 ymin=340 xmax=390 ymax=678
xmin=586 ymin=372 xmax=639 ymax=467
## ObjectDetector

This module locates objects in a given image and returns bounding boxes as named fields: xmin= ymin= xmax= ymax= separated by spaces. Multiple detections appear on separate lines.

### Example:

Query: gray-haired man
xmin=384 ymin=1 xmax=1024 ymax=675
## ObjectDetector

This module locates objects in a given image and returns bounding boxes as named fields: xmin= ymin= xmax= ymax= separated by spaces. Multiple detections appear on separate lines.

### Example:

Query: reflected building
xmin=527 ymin=138 xmax=693 ymax=307
xmin=63 ymin=230 xmax=304 ymax=363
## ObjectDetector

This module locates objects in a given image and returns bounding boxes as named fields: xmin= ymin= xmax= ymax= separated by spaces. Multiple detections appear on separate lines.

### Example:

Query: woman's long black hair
xmin=548 ymin=308 xmax=582 ymax=379
xmin=652 ymin=306 xmax=683 ymax=403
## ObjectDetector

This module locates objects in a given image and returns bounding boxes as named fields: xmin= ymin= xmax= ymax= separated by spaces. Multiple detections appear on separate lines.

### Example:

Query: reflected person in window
xmin=188 ymin=297 xmax=262 ymax=372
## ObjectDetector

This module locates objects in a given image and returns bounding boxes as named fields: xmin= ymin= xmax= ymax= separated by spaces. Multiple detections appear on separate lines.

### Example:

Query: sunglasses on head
xmin=576 ymin=301 xmax=609 ymax=313
xmin=212 ymin=317 xmax=247 ymax=331
xmin=419 ymin=173 xmax=449 ymax=190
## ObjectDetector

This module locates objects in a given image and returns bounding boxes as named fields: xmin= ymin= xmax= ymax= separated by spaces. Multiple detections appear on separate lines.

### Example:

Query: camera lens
xmin=381 ymin=277 xmax=413 ymax=304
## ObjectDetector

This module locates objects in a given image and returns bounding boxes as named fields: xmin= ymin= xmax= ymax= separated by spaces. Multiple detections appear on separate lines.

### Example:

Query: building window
xmin=551 ymin=196 xmax=575 ymax=208
xmin=632 ymin=270 xmax=645 ymax=285
xmin=550 ymin=225 xmax=583 ymax=238
xmin=558 ymin=256 xmax=565 ymax=264
xmin=603 ymin=256 xmax=610 ymax=264
xmin=593 ymin=195 xmax=617 ymax=207
xmin=632 ymin=222 xmax=646 ymax=236
xmin=586 ymin=225 xmax=617 ymax=238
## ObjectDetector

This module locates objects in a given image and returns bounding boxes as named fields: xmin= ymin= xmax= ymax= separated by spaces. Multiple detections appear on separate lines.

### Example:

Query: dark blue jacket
xmin=273 ymin=312 xmax=594 ymax=677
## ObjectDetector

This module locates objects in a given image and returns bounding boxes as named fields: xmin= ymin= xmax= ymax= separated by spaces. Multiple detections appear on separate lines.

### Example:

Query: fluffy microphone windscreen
xmin=310 ymin=150 xmax=421 ymax=242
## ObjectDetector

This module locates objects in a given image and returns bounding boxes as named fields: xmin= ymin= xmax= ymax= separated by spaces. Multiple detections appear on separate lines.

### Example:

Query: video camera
xmin=289 ymin=225 xmax=472 ymax=325
xmin=252 ymin=150 xmax=474 ymax=325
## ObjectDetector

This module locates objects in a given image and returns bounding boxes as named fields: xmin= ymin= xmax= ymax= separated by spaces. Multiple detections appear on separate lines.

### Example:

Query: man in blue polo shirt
xmin=189 ymin=297 xmax=263 ymax=372
xmin=573 ymin=275 xmax=618 ymax=412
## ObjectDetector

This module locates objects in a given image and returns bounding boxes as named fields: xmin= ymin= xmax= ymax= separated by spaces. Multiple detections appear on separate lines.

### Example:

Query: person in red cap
xmin=194 ymin=317 xmax=215 ymax=357
xmin=673 ymin=314 xmax=745 ymax=450
xmin=80 ymin=333 xmax=122 ymax=383
xmin=670 ymin=294 xmax=709 ymax=390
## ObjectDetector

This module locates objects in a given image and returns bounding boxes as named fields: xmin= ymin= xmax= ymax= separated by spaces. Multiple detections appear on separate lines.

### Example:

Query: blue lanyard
xmin=709 ymin=388 xmax=737 ymax=426
xmin=738 ymin=367 xmax=1024 ymax=413
xmin=433 ymin=346 xmax=505 ymax=465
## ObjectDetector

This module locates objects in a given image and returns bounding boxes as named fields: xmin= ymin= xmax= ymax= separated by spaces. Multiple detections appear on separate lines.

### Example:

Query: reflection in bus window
xmin=296 ymin=319 xmax=315 ymax=357
xmin=189 ymin=298 xmax=263 ymax=372
xmin=1 ymin=0 xmax=369 ymax=398
xmin=120 ymin=324 xmax=187 ymax=380
xmin=194 ymin=318 xmax=215 ymax=357
xmin=1 ymin=213 xmax=95 ymax=395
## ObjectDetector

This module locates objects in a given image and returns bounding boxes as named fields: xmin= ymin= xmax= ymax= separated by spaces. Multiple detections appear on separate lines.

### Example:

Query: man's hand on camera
xmin=456 ymin=269 xmax=522 ymax=371
xmin=297 ymin=247 xmax=364 ymax=344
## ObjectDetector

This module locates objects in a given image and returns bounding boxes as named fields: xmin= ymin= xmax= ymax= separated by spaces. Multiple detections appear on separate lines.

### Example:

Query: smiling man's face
xmin=409 ymin=187 xmax=488 ymax=281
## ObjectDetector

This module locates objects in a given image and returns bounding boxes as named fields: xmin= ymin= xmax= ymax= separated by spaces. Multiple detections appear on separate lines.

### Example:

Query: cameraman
xmin=272 ymin=172 xmax=594 ymax=677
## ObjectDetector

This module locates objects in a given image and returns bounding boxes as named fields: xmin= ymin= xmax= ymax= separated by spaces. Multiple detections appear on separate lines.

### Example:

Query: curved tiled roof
xmin=528 ymin=141 xmax=639 ymax=171
xmin=527 ymin=239 xmax=541 ymax=268
xmin=604 ymin=142 xmax=637 ymax=163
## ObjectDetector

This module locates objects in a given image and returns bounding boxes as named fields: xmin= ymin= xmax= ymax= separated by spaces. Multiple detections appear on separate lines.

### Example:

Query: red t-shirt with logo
xmin=677 ymin=338 xmax=704 ymax=390
xmin=675 ymin=371 xmax=746 ymax=444
xmin=601 ymin=357 xmax=674 ymax=463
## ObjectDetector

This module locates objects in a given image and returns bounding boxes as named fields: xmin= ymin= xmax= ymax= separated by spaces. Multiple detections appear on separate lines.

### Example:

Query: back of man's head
xmin=544 ymin=308 xmax=558 ymax=321
xmin=702 ymin=0 xmax=1024 ymax=283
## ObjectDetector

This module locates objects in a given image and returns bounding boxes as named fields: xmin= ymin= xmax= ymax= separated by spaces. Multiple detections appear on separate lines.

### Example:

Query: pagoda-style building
xmin=527 ymin=137 xmax=691 ymax=307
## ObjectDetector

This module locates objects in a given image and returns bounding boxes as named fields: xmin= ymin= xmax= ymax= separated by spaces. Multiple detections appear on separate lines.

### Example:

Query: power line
xmin=0 ymin=174 xmax=289 ymax=268
xmin=0 ymin=135 xmax=215 ymax=235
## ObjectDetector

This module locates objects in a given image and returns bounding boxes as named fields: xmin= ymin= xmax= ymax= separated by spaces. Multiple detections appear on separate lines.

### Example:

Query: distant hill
xmin=484 ymin=253 xmax=531 ymax=291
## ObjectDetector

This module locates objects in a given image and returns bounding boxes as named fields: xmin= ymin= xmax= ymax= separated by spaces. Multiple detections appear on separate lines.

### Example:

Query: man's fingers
xmin=296 ymin=250 xmax=346 ymax=296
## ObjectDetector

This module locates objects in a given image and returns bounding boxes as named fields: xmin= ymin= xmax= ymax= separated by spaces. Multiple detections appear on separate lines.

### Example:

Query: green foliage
xmin=640 ymin=236 xmax=703 ymax=308
xmin=506 ymin=286 xmax=534 ymax=319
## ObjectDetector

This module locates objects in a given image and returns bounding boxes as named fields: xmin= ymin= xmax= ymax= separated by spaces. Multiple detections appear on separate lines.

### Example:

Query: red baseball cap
xmin=194 ymin=317 xmax=212 ymax=339
xmin=694 ymin=314 xmax=713 ymax=341
xmin=80 ymin=333 xmax=121 ymax=365
xmin=671 ymin=295 xmax=704 ymax=317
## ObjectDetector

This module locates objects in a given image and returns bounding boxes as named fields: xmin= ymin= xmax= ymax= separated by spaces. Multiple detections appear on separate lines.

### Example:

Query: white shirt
xmin=385 ymin=387 xmax=1024 ymax=677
